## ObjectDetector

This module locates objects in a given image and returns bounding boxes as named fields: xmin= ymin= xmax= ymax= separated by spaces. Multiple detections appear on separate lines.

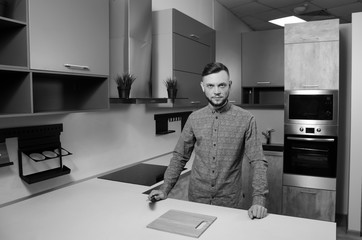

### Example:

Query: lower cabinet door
xmin=240 ymin=152 xmax=283 ymax=214
xmin=282 ymin=186 xmax=336 ymax=221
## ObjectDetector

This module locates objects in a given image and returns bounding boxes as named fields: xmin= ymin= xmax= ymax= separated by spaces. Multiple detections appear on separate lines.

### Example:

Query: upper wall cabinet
xmin=241 ymin=29 xmax=284 ymax=108
xmin=152 ymin=9 xmax=215 ymax=108
xmin=0 ymin=0 xmax=109 ymax=117
xmin=284 ymin=19 xmax=339 ymax=90
xmin=28 ymin=0 xmax=109 ymax=76
xmin=242 ymin=29 xmax=284 ymax=87
xmin=0 ymin=0 xmax=27 ymax=69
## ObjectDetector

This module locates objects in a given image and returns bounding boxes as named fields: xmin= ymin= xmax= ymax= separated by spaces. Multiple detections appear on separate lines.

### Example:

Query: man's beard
xmin=206 ymin=95 xmax=228 ymax=108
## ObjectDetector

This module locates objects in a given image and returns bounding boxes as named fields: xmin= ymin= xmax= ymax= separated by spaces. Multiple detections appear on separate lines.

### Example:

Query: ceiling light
xmin=269 ymin=16 xmax=306 ymax=27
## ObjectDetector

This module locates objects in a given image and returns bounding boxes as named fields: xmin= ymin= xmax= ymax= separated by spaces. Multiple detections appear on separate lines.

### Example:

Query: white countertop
xmin=0 ymin=176 xmax=336 ymax=240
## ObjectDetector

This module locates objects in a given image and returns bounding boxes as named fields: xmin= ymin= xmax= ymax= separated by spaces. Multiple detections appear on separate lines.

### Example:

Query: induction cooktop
xmin=98 ymin=163 xmax=168 ymax=186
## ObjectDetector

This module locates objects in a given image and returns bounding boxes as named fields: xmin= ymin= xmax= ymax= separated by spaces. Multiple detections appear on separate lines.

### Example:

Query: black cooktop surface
xmin=98 ymin=163 xmax=168 ymax=186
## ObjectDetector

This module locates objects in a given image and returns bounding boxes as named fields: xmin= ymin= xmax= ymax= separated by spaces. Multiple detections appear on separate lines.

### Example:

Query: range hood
xmin=110 ymin=0 xmax=153 ymax=99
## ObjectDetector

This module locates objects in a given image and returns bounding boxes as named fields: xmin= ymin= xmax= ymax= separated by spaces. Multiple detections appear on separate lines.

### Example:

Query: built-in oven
xmin=285 ymin=89 xmax=338 ymax=126
xmin=283 ymin=124 xmax=338 ymax=190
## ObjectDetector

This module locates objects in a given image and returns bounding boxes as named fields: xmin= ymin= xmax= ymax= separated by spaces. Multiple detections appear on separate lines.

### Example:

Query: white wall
xmin=214 ymin=1 xmax=251 ymax=105
xmin=348 ymin=12 xmax=362 ymax=233
xmin=0 ymin=105 xmax=184 ymax=205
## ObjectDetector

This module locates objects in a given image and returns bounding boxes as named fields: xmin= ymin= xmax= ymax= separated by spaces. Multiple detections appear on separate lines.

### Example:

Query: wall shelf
xmin=242 ymin=86 xmax=284 ymax=109
xmin=110 ymin=98 xmax=169 ymax=104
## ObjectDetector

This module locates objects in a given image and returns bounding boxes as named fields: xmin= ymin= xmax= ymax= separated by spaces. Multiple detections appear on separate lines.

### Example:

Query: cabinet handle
xmin=190 ymin=101 xmax=200 ymax=104
xmin=257 ymin=82 xmax=271 ymax=85
xmin=64 ymin=64 xmax=90 ymax=70
xmin=229 ymin=100 xmax=236 ymax=103
xmin=189 ymin=34 xmax=200 ymax=40
xmin=300 ymin=191 xmax=317 ymax=195
xmin=287 ymin=137 xmax=335 ymax=142
xmin=302 ymin=84 xmax=319 ymax=88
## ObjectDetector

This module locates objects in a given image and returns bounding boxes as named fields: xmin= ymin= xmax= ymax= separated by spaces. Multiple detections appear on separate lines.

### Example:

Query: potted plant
xmin=114 ymin=73 xmax=136 ymax=99
xmin=164 ymin=77 xmax=177 ymax=100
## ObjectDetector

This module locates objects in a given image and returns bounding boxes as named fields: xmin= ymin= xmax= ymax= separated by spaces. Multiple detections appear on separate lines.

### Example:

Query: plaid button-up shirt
xmin=161 ymin=102 xmax=268 ymax=208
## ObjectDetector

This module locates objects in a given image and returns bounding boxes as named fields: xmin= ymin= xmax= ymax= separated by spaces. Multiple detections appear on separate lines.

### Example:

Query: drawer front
xmin=282 ymin=186 xmax=335 ymax=221
xmin=174 ymin=34 xmax=212 ymax=74
xmin=172 ymin=9 xmax=214 ymax=46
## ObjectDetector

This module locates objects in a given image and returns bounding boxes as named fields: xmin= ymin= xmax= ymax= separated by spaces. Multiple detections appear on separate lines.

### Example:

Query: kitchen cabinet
xmin=241 ymin=150 xmax=283 ymax=214
xmin=284 ymin=19 xmax=339 ymax=90
xmin=242 ymin=29 xmax=284 ymax=87
xmin=152 ymin=8 xmax=215 ymax=108
xmin=241 ymin=29 xmax=284 ymax=107
xmin=282 ymin=186 xmax=336 ymax=222
xmin=0 ymin=0 xmax=30 ymax=115
xmin=0 ymin=0 xmax=109 ymax=116
xmin=28 ymin=0 xmax=108 ymax=76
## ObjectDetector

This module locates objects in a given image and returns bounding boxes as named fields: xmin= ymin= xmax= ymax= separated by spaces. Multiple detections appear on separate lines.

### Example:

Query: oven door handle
xmin=286 ymin=137 xmax=335 ymax=142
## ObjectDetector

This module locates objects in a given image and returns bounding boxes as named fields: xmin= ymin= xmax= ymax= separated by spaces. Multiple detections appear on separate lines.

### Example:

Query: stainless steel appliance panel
xmin=285 ymin=89 xmax=338 ymax=126
xmin=283 ymin=174 xmax=336 ymax=190
xmin=284 ymin=133 xmax=337 ymax=178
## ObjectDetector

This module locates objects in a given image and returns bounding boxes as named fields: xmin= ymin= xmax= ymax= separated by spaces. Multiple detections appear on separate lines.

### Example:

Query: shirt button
xmin=213 ymin=143 xmax=216 ymax=147
xmin=215 ymin=116 xmax=218 ymax=119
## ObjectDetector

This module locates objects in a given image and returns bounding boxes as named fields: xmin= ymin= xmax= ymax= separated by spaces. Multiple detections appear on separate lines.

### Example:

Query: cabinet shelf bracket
xmin=154 ymin=111 xmax=192 ymax=135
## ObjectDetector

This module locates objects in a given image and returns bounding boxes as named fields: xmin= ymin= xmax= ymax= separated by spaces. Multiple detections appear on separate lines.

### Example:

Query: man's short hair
xmin=201 ymin=62 xmax=229 ymax=77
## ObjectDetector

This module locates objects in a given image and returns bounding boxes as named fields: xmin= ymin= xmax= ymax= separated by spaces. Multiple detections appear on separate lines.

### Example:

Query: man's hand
xmin=248 ymin=204 xmax=267 ymax=219
xmin=148 ymin=190 xmax=167 ymax=202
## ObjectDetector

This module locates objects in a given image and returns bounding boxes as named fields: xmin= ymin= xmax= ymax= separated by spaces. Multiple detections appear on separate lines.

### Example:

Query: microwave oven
xmin=285 ymin=89 xmax=339 ymax=126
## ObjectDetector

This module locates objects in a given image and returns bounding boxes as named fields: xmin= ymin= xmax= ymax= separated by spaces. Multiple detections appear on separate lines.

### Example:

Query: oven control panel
xmin=285 ymin=124 xmax=338 ymax=136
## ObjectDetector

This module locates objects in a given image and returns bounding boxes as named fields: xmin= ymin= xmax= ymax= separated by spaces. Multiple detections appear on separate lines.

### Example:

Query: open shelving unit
xmin=241 ymin=87 xmax=284 ymax=109
xmin=0 ymin=0 xmax=110 ymax=117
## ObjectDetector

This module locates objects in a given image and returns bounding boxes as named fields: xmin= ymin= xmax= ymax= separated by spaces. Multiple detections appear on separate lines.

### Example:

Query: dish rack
xmin=15 ymin=124 xmax=71 ymax=184
xmin=0 ymin=124 xmax=72 ymax=183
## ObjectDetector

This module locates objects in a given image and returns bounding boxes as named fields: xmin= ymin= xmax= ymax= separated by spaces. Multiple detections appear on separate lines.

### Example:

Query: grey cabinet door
xmin=173 ymin=70 xmax=207 ymax=107
xmin=28 ymin=0 xmax=109 ymax=76
xmin=173 ymin=9 xmax=214 ymax=46
xmin=241 ymin=152 xmax=283 ymax=214
xmin=174 ymin=34 xmax=212 ymax=74
xmin=242 ymin=29 xmax=284 ymax=87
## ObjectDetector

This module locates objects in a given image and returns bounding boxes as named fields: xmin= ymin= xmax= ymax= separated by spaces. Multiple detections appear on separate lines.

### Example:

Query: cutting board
xmin=147 ymin=209 xmax=217 ymax=238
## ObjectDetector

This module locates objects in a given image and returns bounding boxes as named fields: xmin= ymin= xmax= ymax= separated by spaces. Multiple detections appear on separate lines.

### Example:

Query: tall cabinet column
xmin=348 ymin=12 xmax=362 ymax=234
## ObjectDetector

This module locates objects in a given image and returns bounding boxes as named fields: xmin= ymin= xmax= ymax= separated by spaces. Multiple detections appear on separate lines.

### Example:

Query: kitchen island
xmin=0 ymin=175 xmax=336 ymax=240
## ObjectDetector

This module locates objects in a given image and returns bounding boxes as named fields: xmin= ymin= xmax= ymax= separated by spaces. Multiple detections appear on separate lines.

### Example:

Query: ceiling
xmin=216 ymin=0 xmax=362 ymax=31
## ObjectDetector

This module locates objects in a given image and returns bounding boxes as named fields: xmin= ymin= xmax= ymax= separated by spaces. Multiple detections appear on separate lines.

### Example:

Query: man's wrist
xmin=252 ymin=195 xmax=266 ymax=207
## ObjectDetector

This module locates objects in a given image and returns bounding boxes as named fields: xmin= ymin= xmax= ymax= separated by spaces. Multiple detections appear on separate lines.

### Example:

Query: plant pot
xmin=167 ymin=88 xmax=177 ymax=99
xmin=118 ymin=87 xmax=131 ymax=99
